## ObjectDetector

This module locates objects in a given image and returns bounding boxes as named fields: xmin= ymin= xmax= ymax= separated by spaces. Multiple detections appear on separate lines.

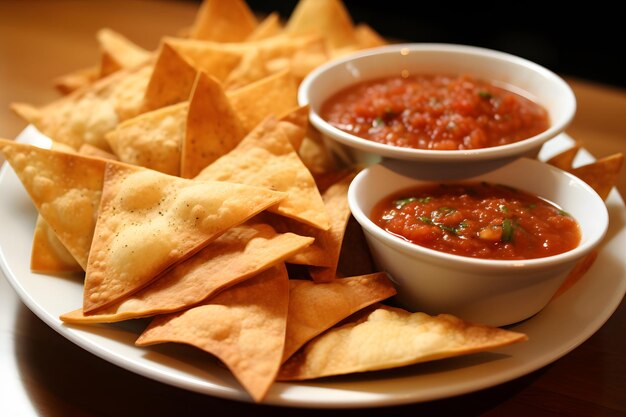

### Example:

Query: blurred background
xmin=246 ymin=0 xmax=626 ymax=89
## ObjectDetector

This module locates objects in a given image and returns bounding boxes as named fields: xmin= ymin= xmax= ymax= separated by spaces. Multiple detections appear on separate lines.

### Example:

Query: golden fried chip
xmin=195 ymin=118 xmax=330 ymax=230
xmin=11 ymin=61 xmax=152 ymax=151
xmin=545 ymin=143 xmax=581 ymax=171
xmin=189 ymin=0 xmax=258 ymax=42
xmin=83 ymin=162 xmax=285 ymax=312
xmin=61 ymin=221 xmax=312 ymax=323
xmin=279 ymin=304 xmax=528 ymax=381
xmin=97 ymin=28 xmax=151 ymax=77
xmin=53 ymin=66 xmax=100 ymax=95
xmin=0 ymin=139 xmax=106 ymax=269
xmin=283 ymin=273 xmax=396 ymax=362
xmin=105 ymin=102 xmax=187 ymax=175
xmin=277 ymin=105 xmax=309 ymax=151
xmin=354 ymin=23 xmax=387 ymax=49
xmin=78 ymin=143 xmax=119 ymax=161
xmin=136 ymin=264 xmax=289 ymax=403
xmin=227 ymin=70 xmax=298 ymax=132
xmin=31 ymin=216 xmax=83 ymax=274
xmin=285 ymin=0 xmax=356 ymax=49
xmin=277 ymin=173 xmax=352 ymax=281
xmin=297 ymin=130 xmax=338 ymax=176
xmin=570 ymin=153 xmax=624 ymax=200
xmin=551 ymin=250 xmax=598 ymax=300
xmin=246 ymin=12 xmax=283 ymax=42
xmin=223 ymin=49 xmax=272 ymax=90
xmin=181 ymin=72 xmax=247 ymax=178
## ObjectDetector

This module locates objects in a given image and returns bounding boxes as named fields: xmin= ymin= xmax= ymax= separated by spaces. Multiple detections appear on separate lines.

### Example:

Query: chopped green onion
xmin=373 ymin=117 xmax=385 ymax=128
xmin=501 ymin=218 xmax=514 ymax=243
xmin=558 ymin=209 xmax=571 ymax=217
xmin=393 ymin=197 xmax=417 ymax=208
xmin=438 ymin=224 xmax=458 ymax=235
xmin=458 ymin=221 xmax=468 ymax=229
xmin=499 ymin=204 xmax=509 ymax=213
xmin=418 ymin=196 xmax=432 ymax=203
xmin=438 ymin=206 xmax=456 ymax=214
xmin=419 ymin=216 xmax=433 ymax=224
xmin=528 ymin=203 xmax=537 ymax=209
xmin=478 ymin=91 xmax=493 ymax=99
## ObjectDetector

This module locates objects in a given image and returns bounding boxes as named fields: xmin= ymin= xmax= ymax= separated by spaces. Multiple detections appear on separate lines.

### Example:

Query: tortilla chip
xmin=277 ymin=105 xmax=309 ymax=151
xmin=223 ymin=49 xmax=272 ymax=90
xmin=297 ymin=130 xmax=338 ymax=176
xmin=78 ymin=143 xmax=119 ymax=161
xmin=31 ymin=215 xmax=83 ymax=274
xmin=283 ymin=273 xmax=396 ymax=362
xmin=165 ymin=39 xmax=244 ymax=81
xmin=12 ymin=61 xmax=152 ymax=151
xmin=105 ymin=102 xmax=187 ymax=175
xmin=0 ymin=139 xmax=106 ymax=269
xmin=83 ymin=162 xmax=285 ymax=312
xmin=551 ymin=250 xmax=598 ymax=300
xmin=97 ymin=28 xmax=151 ymax=77
xmin=246 ymin=12 xmax=283 ymax=42
xmin=61 ymin=221 xmax=312 ymax=323
xmin=570 ymin=153 xmax=624 ymax=200
xmin=195 ymin=118 xmax=330 ymax=230
xmin=227 ymin=70 xmax=298 ymax=133
xmin=282 ymin=173 xmax=352 ymax=276
xmin=53 ymin=66 xmax=100 ymax=95
xmin=285 ymin=0 xmax=356 ymax=49
xmin=181 ymin=72 xmax=247 ymax=178
xmin=333 ymin=215 xmax=377 ymax=277
xmin=189 ymin=0 xmax=258 ymax=42
xmin=136 ymin=264 xmax=289 ymax=403
xmin=279 ymin=304 xmax=528 ymax=381
xmin=545 ymin=143 xmax=581 ymax=171
xmin=354 ymin=23 xmax=387 ymax=49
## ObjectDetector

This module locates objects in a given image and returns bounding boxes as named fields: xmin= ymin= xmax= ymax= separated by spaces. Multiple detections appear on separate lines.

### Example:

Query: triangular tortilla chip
xmin=282 ymin=273 xmax=396 ymax=362
xmin=189 ymin=0 xmax=258 ymax=42
xmin=551 ymin=250 xmax=598 ymax=300
xmin=246 ymin=12 xmax=283 ymax=42
xmin=285 ymin=0 xmax=356 ymax=49
xmin=223 ymin=49 xmax=272 ymax=90
xmin=277 ymin=105 xmax=309 ymax=151
xmin=570 ymin=153 xmax=623 ymax=200
xmin=227 ymin=70 xmax=298 ymax=132
xmin=0 ymin=139 xmax=106 ymax=269
xmin=195 ymin=118 xmax=330 ymax=230
xmin=61 ymin=221 xmax=312 ymax=323
xmin=11 ymin=61 xmax=152 ymax=151
xmin=354 ymin=23 xmax=387 ymax=49
xmin=78 ymin=143 xmax=119 ymax=161
xmin=282 ymin=173 xmax=353 ymax=282
xmin=181 ymin=72 xmax=247 ymax=178
xmin=278 ymin=304 xmax=528 ymax=381
xmin=83 ymin=162 xmax=285 ymax=312
xmin=97 ymin=28 xmax=151 ymax=77
xmin=545 ymin=143 xmax=581 ymax=171
xmin=53 ymin=66 xmax=100 ymax=95
xmin=31 ymin=215 xmax=83 ymax=274
xmin=136 ymin=264 xmax=289 ymax=403
xmin=105 ymin=102 xmax=188 ymax=175
xmin=142 ymin=42 xmax=199 ymax=112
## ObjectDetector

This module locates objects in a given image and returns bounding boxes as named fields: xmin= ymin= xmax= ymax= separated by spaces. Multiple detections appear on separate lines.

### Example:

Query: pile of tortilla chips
xmin=9 ymin=0 xmax=624 ymax=404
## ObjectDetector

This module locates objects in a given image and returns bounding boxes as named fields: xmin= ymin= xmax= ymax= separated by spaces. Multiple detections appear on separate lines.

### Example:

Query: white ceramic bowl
xmin=300 ymin=43 xmax=576 ymax=178
xmin=348 ymin=158 xmax=607 ymax=327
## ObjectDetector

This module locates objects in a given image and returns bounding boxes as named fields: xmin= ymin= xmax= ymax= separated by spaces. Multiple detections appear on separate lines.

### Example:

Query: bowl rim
xmin=299 ymin=43 xmax=577 ymax=162
xmin=347 ymin=157 xmax=608 ymax=270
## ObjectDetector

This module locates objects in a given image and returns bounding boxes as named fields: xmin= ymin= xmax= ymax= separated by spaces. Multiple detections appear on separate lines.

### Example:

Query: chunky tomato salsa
xmin=321 ymin=74 xmax=550 ymax=150
xmin=371 ymin=182 xmax=580 ymax=260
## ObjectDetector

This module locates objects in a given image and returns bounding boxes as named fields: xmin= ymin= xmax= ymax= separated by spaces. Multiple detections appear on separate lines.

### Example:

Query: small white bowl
xmin=300 ymin=43 xmax=576 ymax=178
xmin=348 ymin=158 xmax=607 ymax=327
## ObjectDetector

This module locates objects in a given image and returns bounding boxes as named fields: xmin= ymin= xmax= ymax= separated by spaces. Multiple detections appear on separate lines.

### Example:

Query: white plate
xmin=1 ymin=127 xmax=625 ymax=408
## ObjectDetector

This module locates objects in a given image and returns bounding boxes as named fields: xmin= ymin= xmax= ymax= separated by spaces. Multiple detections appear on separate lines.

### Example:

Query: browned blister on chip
xmin=82 ymin=162 xmax=285 ymax=312
xmin=136 ymin=264 xmax=289 ymax=403
xmin=279 ymin=304 xmax=528 ymax=381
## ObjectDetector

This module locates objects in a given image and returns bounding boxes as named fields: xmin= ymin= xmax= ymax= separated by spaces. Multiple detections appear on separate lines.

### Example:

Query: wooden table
xmin=1 ymin=1 xmax=625 ymax=416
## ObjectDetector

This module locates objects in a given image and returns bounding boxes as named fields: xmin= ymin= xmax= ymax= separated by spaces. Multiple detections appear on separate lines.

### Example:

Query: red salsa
xmin=371 ymin=182 xmax=580 ymax=260
xmin=321 ymin=74 xmax=550 ymax=150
